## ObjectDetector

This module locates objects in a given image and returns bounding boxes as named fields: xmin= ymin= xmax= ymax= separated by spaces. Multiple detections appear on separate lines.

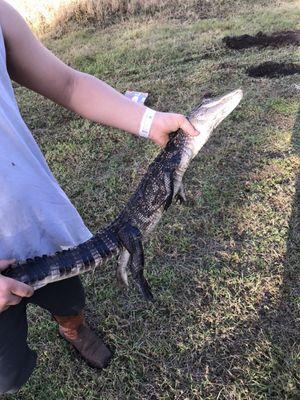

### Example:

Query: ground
xmin=5 ymin=0 xmax=300 ymax=399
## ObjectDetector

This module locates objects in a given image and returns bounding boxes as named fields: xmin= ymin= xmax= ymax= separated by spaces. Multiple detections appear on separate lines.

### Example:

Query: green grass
xmin=6 ymin=0 xmax=300 ymax=399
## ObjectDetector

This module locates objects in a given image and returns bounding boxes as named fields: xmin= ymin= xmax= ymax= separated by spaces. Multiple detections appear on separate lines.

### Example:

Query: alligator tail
xmin=2 ymin=229 xmax=119 ymax=289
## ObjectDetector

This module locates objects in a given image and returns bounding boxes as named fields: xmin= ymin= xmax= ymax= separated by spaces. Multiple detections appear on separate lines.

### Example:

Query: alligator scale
xmin=3 ymin=89 xmax=243 ymax=300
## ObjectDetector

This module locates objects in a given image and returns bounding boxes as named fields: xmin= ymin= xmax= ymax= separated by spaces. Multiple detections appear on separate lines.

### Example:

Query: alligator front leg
xmin=118 ymin=223 xmax=153 ymax=301
xmin=175 ymin=183 xmax=187 ymax=204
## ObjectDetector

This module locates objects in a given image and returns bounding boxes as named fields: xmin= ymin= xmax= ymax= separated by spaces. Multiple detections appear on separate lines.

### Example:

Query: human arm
xmin=0 ymin=0 xmax=199 ymax=146
xmin=0 ymin=260 xmax=34 ymax=313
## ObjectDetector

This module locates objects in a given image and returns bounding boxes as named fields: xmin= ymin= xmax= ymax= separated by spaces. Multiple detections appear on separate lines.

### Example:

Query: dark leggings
xmin=0 ymin=276 xmax=85 ymax=394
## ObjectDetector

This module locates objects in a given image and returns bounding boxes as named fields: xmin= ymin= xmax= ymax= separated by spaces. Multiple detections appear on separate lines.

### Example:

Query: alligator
xmin=3 ymin=89 xmax=243 ymax=300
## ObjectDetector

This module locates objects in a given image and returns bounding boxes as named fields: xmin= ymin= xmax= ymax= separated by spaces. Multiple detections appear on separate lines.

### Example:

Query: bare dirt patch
xmin=247 ymin=61 xmax=300 ymax=78
xmin=223 ymin=30 xmax=300 ymax=49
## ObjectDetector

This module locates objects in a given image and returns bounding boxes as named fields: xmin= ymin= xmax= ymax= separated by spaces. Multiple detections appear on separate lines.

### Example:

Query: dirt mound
xmin=247 ymin=62 xmax=300 ymax=78
xmin=223 ymin=30 xmax=300 ymax=50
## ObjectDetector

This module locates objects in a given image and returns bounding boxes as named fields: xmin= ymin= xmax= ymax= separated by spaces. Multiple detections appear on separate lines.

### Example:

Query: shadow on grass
xmin=270 ymin=106 xmax=300 ymax=394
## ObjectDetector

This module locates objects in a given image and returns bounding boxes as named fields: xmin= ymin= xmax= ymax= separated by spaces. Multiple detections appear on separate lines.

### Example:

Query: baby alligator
xmin=3 ymin=89 xmax=243 ymax=300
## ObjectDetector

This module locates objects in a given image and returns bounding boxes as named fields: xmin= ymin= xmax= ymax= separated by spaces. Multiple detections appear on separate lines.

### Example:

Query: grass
xmin=5 ymin=0 xmax=300 ymax=398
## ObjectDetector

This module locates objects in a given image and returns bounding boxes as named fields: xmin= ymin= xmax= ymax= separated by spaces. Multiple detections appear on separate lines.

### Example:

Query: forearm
xmin=1 ymin=1 xmax=198 ymax=145
xmin=68 ymin=71 xmax=146 ymax=136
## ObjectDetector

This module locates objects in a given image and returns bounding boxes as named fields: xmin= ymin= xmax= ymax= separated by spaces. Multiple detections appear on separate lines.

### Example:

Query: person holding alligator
xmin=0 ymin=0 xmax=199 ymax=394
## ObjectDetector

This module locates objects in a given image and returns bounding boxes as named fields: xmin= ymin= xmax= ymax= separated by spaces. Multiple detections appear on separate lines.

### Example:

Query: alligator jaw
xmin=188 ymin=88 xmax=243 ymax=157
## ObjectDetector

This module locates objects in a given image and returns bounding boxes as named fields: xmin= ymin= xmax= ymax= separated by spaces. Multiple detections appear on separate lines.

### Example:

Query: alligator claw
xmin=136 ymin=273 xmax=154 ymax=301
xmin=175 ymin=184 xmax=187 ymax=204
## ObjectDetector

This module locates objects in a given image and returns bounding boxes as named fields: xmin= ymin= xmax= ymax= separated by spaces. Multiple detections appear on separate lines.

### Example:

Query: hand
xmin=0 ymin=259 xmax=34 ymax=313
xmin=149 ymin=112 xmax=199 ymax=146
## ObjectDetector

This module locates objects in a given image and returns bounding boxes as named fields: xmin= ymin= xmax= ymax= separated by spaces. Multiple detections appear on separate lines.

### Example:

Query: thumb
xmin=178 ymin=115 xmax=199 ymax=137
xmin=0 ymin=259 xmax=16 ymax=272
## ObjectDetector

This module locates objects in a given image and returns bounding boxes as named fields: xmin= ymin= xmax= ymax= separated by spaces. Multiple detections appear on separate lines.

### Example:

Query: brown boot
xmin=53 ymin=312 xmax=112 ymax=369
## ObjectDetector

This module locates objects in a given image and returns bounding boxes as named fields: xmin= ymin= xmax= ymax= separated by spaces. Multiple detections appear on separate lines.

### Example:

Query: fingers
xmin=6 ymin=293 xmax=22 ymax=306
xmin=0 ymin=274 xmax=33 ymax=313
xmin=177 ymin=115 xmax=199 ymax=137
xmin=0 ymin=294 xmax=21 ymax=313
xmin=148 ymin=111 xmax=199 ymax=147
xmin=10 ymin=280 xmax=34 ymax=298
xmin=0 ymin=287 xmax=22 ymax=314
xmin=0 ymin=259 xmax=16 ymax=272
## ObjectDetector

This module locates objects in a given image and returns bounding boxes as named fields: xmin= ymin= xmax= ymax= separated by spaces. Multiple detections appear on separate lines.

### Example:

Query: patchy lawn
xmin=6 ymin=0 xmax=300 ymax=399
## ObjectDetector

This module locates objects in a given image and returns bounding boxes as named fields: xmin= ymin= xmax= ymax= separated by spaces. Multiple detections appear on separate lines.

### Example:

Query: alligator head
xmin=188 ymin=88 xmax=243 ymax=157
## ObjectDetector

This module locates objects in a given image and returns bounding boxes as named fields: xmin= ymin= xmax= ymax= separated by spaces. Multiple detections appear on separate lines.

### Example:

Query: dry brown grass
xmin=7 ymin=0 xmax=275 ymax=37
xmin=7 ymin=0 xmax=191 ymax=35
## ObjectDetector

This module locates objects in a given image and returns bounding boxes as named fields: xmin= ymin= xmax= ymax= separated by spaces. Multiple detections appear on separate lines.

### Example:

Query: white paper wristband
xmin=138 ymin=108 xmax=156 ymax=139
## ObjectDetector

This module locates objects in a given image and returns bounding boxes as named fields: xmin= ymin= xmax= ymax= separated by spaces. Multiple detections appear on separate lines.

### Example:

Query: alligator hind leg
xmin=129 ymin=237 xmax=153 ymax=301
xmin=116 ymin=249 xmax=130 ymax=288
xmin=118 ymin=223 xmax=153 ymax=301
